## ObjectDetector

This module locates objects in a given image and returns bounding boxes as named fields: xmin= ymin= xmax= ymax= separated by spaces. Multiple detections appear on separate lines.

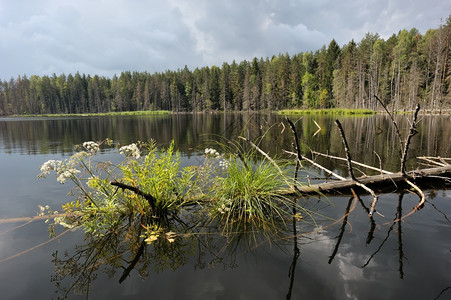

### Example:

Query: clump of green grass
xmin=207 ymin=142 xmax=296 ymax=239
xmin=278 ymin=108 xmax=376 ymax=115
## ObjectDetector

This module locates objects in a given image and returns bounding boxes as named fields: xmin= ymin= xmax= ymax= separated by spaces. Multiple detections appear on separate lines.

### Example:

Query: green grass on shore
xmin=15 ymin=110 xmax=172 ymax=117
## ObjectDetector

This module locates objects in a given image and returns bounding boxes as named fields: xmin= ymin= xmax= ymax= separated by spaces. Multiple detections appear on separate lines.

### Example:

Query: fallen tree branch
xmin=293 ymin=165 xmax=451 ymax=195
xmin=110 ymin=181 xmax=157 ymax=211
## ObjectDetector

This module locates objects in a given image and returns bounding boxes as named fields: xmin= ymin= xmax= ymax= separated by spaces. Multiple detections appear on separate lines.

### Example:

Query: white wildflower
xmin=219 ymin=159 xmax=229 ymax=170
xmin=56 ymin=168 xmax=80 ymax=184
xmin=54 ymin=216 xmax=76 ymax=229
xmin=119 ymin=143 xmax=141 ymax=159
xmin=38 ymin=205 xmax=47 ymax=216
xmin=83 ymin=141 xmax=99 ymax=154
xmin=205 ymin=148 xmax=220 ymax=157
xmin=39 ymin=160 xmax=64 ymax=177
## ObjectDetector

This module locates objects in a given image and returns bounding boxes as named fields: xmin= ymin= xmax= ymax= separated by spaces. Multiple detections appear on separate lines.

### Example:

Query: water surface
xmin=0 ymin=113 xmax=450 ymax=299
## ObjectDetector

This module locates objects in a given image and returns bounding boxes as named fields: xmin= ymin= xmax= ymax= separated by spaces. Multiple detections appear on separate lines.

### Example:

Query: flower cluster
xmin=38 ymin=159 xmax=81 ymax=184
xmin=39 ymin=160 xmax=64 ymax=176
xmin=205 ymin=148 xmax=220 ymax=157
xmin=38 ymin=159 xmax=80 ymax=184
xmin=204 ymin=148 xmax=230 ymax=170
xmin=119 ymin=143 xmax=141 ymax=159
xmin=38 ymin=204 xmax=50 ymax=216
xmin=53 ymin=215 xmax=76 ymax=229
xmin=219 ymin=159 xmax=229 ymax=170
xmin=83 ymin=141 xmax=99 ymax=154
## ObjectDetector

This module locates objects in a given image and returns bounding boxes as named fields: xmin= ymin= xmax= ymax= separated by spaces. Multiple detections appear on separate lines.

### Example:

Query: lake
xmin=0 ymin=113 xmax=450 ymax=299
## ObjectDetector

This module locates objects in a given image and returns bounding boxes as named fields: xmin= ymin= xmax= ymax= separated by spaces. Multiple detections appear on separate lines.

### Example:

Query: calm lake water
xmin=0 ymin=113 xmax=450 ymax=299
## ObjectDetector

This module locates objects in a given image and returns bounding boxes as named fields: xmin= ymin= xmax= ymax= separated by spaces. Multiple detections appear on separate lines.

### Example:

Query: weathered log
xmin=295 ymin=165 xmax=451 ymax=195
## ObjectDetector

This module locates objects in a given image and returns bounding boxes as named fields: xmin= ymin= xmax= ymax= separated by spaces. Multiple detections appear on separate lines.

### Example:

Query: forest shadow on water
xmin=0 ymin=112 xmax=450 ymax=299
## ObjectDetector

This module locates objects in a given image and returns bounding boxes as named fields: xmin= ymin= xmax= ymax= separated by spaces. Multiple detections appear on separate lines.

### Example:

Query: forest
xmin=0 ymin=17 xmax=449 ymax=116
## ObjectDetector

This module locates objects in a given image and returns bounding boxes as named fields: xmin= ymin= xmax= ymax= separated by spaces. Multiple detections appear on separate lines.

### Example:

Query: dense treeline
xmin=1 ymin=17 xmax=450 ymax=116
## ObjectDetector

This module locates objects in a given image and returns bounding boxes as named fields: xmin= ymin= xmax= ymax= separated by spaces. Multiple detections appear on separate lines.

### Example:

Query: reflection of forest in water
xmin=1 ymin=114 xmax=450 ymax=164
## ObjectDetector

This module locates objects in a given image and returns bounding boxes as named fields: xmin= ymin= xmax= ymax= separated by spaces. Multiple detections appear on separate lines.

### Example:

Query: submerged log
xmin=296 ymin=165 xmax=451 ymax=195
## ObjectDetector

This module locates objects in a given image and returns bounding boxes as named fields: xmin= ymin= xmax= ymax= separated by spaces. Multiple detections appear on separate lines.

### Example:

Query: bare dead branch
xmin=285 ymin=117 xmax=302 ymax=182
xmin=334 ymin=120 xmax=357 ymax=181
xmin=418 ymin=156 xmax=448 ymax=167
xmin=284 ymin=150 xmax=346 ymax=181
xmin=375 ymin=95 xmax=402 ymax=144
xmin=401 ymin=104 xmax=420 ymax=174
xmin=311 ymin=151 xmax=393 ymax=175
xmin=110 ymin=181 xmax=157 ymax=211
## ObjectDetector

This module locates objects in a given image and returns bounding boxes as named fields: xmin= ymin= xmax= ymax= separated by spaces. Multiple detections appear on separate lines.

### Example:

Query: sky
xmin=0 ymin=0 xmax=450 ymax=80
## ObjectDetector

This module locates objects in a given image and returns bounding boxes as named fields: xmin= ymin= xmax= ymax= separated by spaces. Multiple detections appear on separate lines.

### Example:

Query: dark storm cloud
xmin=0 ymin=0 xmax=449 ymax=79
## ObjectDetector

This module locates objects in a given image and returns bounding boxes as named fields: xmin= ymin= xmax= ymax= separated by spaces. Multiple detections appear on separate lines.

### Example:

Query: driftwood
xmin=295 ymin=165 xmax=451 ymax=195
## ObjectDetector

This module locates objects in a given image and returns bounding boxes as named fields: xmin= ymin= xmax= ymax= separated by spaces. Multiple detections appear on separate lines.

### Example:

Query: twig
xmin=417 ymin=156 xmax=448 ymax=167
xmin=284 ymin=150 xmax=346 ymax=181
xmin=311 ymin=151 xmax=393 ymax=175
xmin=0 ymin=229 xmax=71 ymax=263
xmin=374 ymin=151 xmax=383 ymax=174
xmin=312 ymin=119 xmax=321 ymax=137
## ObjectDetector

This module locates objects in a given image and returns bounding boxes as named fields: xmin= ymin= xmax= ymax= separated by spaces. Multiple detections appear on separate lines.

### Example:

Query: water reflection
xmin=50 ymin=218 xmax=295 ymax=298
xmin=42 ymin=186 xmax=451 ymax=299
xmin=1 ymin=114 xmax=450 ymax=168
